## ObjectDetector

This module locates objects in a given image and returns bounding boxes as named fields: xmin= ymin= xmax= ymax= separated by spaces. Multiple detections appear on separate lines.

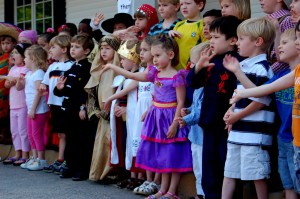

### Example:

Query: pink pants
xmin=27 ymin=112 xmax=48 ymax=151
xmin=10 ymin=107 xmax=30 ymax=152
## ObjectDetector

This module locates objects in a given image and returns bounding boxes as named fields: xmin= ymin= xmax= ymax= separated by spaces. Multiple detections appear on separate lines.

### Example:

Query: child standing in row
xmin=222 ymin=17 xmax=276 ymax=199
xmin=54 ymin=34 xmax=94 ymax=181
xmin=16 ymin=45 xmax=49 ymax=170
xmin=105 ymin=34 xmax=193 ymax=199
xmin=3 ymin=43 xmax=31 ymax=166
xmin=169 ymin=0 xmax=207 ymax=70
xmin=148 ymin=0 xmax=181 ymax=36
xmin=40 ymin=35 xmax=73 ymax=173
xmin=186 ymin=16 xmax=243 ymax=199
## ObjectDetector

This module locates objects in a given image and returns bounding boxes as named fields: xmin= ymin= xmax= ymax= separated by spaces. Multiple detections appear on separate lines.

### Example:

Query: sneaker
xmin=27 ymin=159 xmax=48 ymax=171
xmin=58 ymin=161 xmax=68 ymax=174
xmin=20 ymin=157 xmax=36 ymax=169
xmin=43 ymin=160 xmax=62 ymax=173
xmin=133 ymin=181 xmax=150 ymax=194
xmin=136 ymin=181 xmax=159 ymax=196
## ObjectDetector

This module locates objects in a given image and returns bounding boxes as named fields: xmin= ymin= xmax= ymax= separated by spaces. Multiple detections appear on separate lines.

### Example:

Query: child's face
xmin=236 ymin=34 xmax=257 ymax=57
xmin=11 ymin=49 xmax=24 ymax=66
xmin=140 ymin=41 xmax=153 ymax=64
xmin=258 ymin=0 xmax=277 ymax=14
xmin=180 ymin=0 xmax=203 ymax=20
xmin=295 ymin=30 xmax=300 ymax=54
xmin=291 ymin=0 xmax=300 ymax=23
xmin=24 ymin=51 xmax=34 ymax=69
xmin=1 ymin=38 xmax=15 ymax=53
xmin=158 ymin=0 xmax=180 ymax=19
xmin=18 ymin=36 xmax=32 ymax=44
xmin=203 ymin=16 xmax=216 ymax=40
xmin=121 ymin=56 xmax=135 ymax=71
xmin=210 ymin=31 xmax=236 ymax=55
xmin=151 ymin=44 xmax=172 ymax=70
xmin=49 ymin=44 xmax=65 ymax=61
xmin=135 ymin=17 xmax=148 ymax=31
xmin=38 ymin=37 xmax=50 ymax=51
xmin=100 ymin=43 xmax=114 ymax=63
xmin=113 ymin=23 xmax=127 ymax=32
xmin=278 ymin=34 xmax=298 ymax=64
xmin=220 ymin=0 xmax=239 ymax=17
xmin=70 ymin=42 xmax=88 ymax=61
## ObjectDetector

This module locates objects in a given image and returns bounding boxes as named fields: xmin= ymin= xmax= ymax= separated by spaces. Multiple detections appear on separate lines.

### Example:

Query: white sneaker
xmin=20 ymin=157 xmax=36 ymax=169
xmin=27 ymin=159 xmax=48 ymax=171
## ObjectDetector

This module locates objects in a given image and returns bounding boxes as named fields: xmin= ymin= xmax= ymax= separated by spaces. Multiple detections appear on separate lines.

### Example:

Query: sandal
xmin=133 ymin=181 xmax=150 ymax=194
xmin=3 ymin=157 xmax=18 ymax=165
xmin=13 ymin=158 xmax=27 ymax=166
xmin=160 ymin=192 xmax=180 ymax=199
xmin=147 ymin=190 xmax=165 ymax=199
xmin=138 ymin=181 xmax=159 ymax=195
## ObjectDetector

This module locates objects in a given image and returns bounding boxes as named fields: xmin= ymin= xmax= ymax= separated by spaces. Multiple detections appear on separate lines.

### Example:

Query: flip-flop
xmin=3 ymin=157 xmax=18 ymax=165
xmin=13 ymin=158 xmax=27 ymax=166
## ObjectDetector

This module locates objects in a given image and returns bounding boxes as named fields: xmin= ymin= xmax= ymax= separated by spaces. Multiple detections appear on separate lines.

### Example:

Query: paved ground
xmin=0 ymin=163 xmax=143 ymax=199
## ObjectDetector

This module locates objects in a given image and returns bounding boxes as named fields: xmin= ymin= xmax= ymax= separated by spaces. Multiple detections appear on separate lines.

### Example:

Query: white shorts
xmin=224 ymin=143 xmax=270 ymax=180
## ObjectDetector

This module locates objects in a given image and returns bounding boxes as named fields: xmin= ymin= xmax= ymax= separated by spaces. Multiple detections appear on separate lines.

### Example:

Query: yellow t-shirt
xmin=173 ymin=19 xmax=207 ymax=70
xmin=293 ymin=64 xmax=300 ymax=147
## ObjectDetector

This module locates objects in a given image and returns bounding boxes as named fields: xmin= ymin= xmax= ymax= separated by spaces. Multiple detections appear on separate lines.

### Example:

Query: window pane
xmin=17 ymin=7 xmax=24 ymax=22
xmin=25 ymin=22 xmax=32 ymax=30
xmin=25 ymin=6 xmax=31 ymax=21
xmin=25 ymin=0 xmax=31 ymax=5
xmin=17 ymin=23 xmax=24 ymax=30
xmin=44 ymin=1 xmax=52 ymax=18
xmin=36 ymin=0 xmax=43 ymax=2
xmin=44 ymin=18 xmax=52 ymax=30
xmin=17 ymin=0 xmax=24 ymax=6
xmin=36 ymin=3 xmax=43 ymax=19
xmin=36 ymin=20 xmax=44 ymax=34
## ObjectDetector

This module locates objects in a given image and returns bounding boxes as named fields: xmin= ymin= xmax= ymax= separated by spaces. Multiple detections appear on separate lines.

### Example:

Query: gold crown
xmin=117 ymin=40 xmax=140 ymax=64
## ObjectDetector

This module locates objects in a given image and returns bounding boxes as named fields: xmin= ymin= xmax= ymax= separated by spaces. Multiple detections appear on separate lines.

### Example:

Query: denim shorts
xmin=278 ymin=138 xmax=296 ymax=189
xmin=224 ymin=143 xmax=270 ymax=180
xmin=293 ymin=145 xmax=300 ymax=193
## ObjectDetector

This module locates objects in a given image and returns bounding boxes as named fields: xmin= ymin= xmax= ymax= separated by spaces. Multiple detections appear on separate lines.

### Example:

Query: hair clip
xmin=46 ymin=27 xmax=55 ymax=33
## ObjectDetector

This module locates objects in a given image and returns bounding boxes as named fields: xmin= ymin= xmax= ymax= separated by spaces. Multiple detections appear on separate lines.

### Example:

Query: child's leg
xmin=18 ymin=107 xmax=30 ymax=158
xmin=10 ymin=109 xmax=21 ymax=158
xmin=146 ymin=170 xmax=154 ymax=182
xmin=191 ymin=143 xmax=204 ymax=196
xmin=154 ymin=172 xmax=161 ymax=185
xmin=31 ymin=113 xmax=48 ymax=160
xmin=167 ymin=173 xmax=181 ymax=195
xmin=58 ymin=133 xmax=66 ymax=161
xmin=254 ymin=179 xmax=268 ymax=199
xmin=222 ymin=177 xmax=236 ymax=199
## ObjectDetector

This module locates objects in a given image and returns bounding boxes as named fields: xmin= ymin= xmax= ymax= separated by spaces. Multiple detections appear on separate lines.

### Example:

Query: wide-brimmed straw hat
xmin=101 ymin=13 xmax=134 ymax=33
xmin=0 ymin=22 xmax=22 ymax=41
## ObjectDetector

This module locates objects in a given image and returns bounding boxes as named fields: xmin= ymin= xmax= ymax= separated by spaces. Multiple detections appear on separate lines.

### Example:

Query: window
xmin=15 ymin=0 xmax=53 ymax=33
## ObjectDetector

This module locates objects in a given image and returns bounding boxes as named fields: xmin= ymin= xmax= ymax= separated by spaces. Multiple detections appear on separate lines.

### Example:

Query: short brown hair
xmin=194 ymin=0 xmax=206 ymax=12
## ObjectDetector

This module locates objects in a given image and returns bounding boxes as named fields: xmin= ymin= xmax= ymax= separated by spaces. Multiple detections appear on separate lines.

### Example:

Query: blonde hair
xmin=219 ymin=0 xmax=251 ymax=21
xmin=237 ymin=17 xmax=275 ymax=50
xmin=49 ymin=35 xmax=71 ymax=58
xmin=281 ymin=28 xmax=296 ymax=40
xmin=25 ymin=45 xmax=48 ymax=71
xmin=190 ymin=41 xmax=210 ymax=62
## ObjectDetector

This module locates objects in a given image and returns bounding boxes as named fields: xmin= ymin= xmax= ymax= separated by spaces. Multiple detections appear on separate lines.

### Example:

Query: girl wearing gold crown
xmin=85 ymin=35 xmax=122 ymax=182
xmin=103 ymin=39 xmax=146 ymax=190
xmin=103 ymin=34 xmax=192 ymax=199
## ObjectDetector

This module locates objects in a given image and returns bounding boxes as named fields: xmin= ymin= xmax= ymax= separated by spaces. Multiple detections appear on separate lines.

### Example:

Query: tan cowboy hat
xmin=0 ymin=22 xmax=23 ymax=41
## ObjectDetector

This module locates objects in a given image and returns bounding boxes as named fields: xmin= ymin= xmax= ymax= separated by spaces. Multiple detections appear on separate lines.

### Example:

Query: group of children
xmin=2 ymin=0 xmax=300 ymax=199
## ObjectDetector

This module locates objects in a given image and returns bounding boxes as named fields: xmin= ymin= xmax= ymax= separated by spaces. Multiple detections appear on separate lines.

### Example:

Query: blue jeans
xmin=278 ymin=138 xmax=296 ymax=190
xmin=293 ymin=145 xmax=300 ymax=193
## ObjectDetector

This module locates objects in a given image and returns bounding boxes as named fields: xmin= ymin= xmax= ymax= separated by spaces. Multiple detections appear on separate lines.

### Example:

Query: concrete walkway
xmin=0 ymin=163 xmax=143 ymax=199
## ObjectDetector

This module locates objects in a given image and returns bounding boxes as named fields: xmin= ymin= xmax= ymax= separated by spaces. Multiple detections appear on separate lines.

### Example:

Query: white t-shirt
xmin=25 ymin=69 xmax=49 ymax=114
xmin=41 ymin=60 xmax=73 ymax=106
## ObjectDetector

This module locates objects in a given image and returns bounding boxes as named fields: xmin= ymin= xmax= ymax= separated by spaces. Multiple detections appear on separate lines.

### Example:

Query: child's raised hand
xmin=167 ymin=123 xmax=178 ymax=138
xmin=56 ymin=76 xmax=67 ymax=90
xmin=180 ymin=108 xmax=189 ymax=117
xmin=195 ymin=48 xmax=215 ymax=71
xmin=93 ymin=13 xmax=104 ymax=27
xmin=223 ymin=54 xmax=240 ymax=74
xmin=168 ymin=30 xmax=182 ymax=38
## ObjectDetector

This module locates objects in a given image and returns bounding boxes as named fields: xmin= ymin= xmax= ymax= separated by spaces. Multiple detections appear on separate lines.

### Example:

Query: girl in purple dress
xmin=104 ymin=34 xmax=192 ymax=199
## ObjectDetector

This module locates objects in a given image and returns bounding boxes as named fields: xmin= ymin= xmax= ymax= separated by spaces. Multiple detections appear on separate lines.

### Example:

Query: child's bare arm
xmin=16 ymin=76 xmax=25 ymax=91
xmin=230 ymin=70 xmax=295 ymax=104
xmin=28 ymin=80 xmax=43 ymax=119
xmin=104 ymin=63 xmax=148 ymax=82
